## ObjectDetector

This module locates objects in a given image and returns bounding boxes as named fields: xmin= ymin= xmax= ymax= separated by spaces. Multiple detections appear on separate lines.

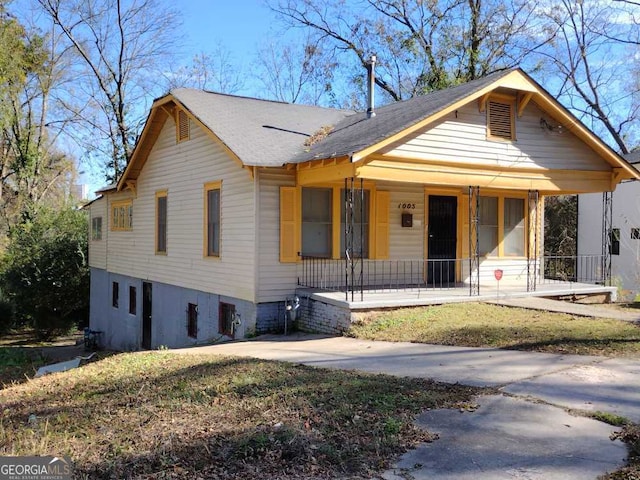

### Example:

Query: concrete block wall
xmin=296 ymin=295 xmax=352 ymax=334
xmin=90 ymin=268 xmax=258 ymax=350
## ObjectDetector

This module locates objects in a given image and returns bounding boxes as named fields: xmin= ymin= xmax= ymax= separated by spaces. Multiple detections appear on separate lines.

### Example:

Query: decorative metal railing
xmin=541 ymin=254 xmax=606 ymax=285
xmin=298 ymin=257 xmax=466 ymax=294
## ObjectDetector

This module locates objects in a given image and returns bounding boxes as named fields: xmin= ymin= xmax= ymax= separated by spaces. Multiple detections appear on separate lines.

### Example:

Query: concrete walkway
xmin=176 ymin=334 xmax=640 ymax=479
xmin=489 ymin=297 xmax=640 ymax=323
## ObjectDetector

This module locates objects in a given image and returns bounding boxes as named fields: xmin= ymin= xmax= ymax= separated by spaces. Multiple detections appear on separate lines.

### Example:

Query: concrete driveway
xmin=175 ymin=334 xmax=639 ymax=479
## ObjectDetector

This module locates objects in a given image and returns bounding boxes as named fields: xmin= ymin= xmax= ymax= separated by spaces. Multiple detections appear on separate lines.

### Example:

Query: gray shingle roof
xmin=170 ymin=69 xmax=526 ymax=167
xmin=291 ymin=69 xmax=515 ymax=163
xmin=170 ymin=89 xmax=354 ymax=167
xmin=624 ymin=151 xmax=640 ymax=164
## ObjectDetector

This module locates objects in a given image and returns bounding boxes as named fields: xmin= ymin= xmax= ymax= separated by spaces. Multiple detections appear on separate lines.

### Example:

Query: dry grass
xmin=348 ymin=303 xmax=640 ymax=357
xmin=0 ymin=352 xmax=482 ymax=479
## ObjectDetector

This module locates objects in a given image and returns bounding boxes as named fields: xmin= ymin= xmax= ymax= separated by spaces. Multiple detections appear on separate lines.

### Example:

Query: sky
xmin=180 ymin=1 xmax=275 ymax=62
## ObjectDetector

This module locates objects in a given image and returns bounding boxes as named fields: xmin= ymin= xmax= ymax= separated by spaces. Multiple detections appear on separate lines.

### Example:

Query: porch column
xmin=344 ymin=177 xmax=365 ymax=301
xmin=468 ymin=186 xmax=480 ymax=296
xmin=527 ymin=190 xmax=540 ymax=292
xmin=601 ymin=191 xmax=613 ymax=286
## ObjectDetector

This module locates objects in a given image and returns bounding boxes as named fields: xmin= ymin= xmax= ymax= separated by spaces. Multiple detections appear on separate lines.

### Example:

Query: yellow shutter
xmin=374 ymin=190 xmax=390 ymax=259
xmin=280 ymin=186 xmax=300 ymax=263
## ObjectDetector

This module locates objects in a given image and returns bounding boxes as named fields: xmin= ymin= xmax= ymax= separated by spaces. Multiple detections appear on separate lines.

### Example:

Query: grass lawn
xmin=0 ymin=352 xmax=482 ymax=479
xmin=348 ymin=302 xmax=640 ymax=357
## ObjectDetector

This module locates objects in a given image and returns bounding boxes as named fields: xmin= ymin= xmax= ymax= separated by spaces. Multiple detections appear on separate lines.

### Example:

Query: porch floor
xmin=297 ymin=281 xmax=617 ymax=311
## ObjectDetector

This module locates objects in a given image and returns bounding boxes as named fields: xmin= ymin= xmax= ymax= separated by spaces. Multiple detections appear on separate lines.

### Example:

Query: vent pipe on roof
xmin=366 ymin=55 xmax=377 ymax=118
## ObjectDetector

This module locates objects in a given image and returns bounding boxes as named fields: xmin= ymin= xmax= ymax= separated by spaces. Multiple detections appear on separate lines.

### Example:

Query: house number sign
xmin=397 ymin=203 xmax=416 ymax=209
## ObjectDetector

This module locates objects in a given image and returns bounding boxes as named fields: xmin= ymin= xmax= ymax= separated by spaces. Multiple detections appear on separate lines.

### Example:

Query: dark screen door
xmin=427 ymin=195 xmax=457 ymax=285
xmin=142 ymin=282 xmax=152 ymax=349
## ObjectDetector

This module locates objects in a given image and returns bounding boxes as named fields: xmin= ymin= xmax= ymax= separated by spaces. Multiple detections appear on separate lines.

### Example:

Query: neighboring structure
xmin=87 ymin=68 xmax=639 ymax=350
xmin=578 ymin=152 xmax=640 ymax=301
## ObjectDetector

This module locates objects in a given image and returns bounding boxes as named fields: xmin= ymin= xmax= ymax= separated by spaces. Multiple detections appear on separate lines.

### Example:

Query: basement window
xmin=112 ymin=281 xmax=119 ymax=308
xmin=187 ymin=303 xmax=198 ymax=339
xmin=487 ymin=99 xmax=515 ymax=141
xmin=129 ymin=286 xmax=137 ymax=315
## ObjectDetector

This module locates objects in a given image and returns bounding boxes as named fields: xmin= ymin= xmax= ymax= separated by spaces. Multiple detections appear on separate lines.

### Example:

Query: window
xmin=340 ymin=189 xmax=370 ymax=257
xmin=187 ymin=303 xmax=198 ymax=338
xmin=503 ymin=198 xmax=525 ymax=256
xmin=219 ymin=302 xmax=235 ymax=337
xmin=478 ymin=195 xmax=526 ymax=257
xmin=177 ymin=109 xmax=190 ymax=142
xmin=301 ymin=187 xmax=332 ymax=257
xmin=610 ymin=228 xmax=620 ymax=255
xmin=631 ymin=228 xmax=640 ymax=240
xmin=479 ymin=196 xmax=498 ymax=256
xmin=112 ymin=281 xmax=119 ymax=308
xmin=91 ymin=216 xmax=102 ymax=240
xmin=129 ymin=286 xmax=137 ymax=315
xmin=204 ymin=181 xmax=221 ymax=257
xmin=156 ymin=191 xmax=167 ymax=254
xmin=487 ymin=99 xmax=515 ymax=140
xmin=111 ymin=200 xmax=133 ymax=231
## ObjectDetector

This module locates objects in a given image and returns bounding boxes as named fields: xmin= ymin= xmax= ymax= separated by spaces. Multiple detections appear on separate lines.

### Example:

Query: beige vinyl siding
xmin=106 ymin=117 xmax=256 ymax=302
xmin=256 ymin=167 xmax=298 ymax=302
xmin=383 ymin=101 xmax=608 ymax=171
xmin=378 ymin=182 xmax=424 ymax=260
xmin=89 ymin=196 xmax=107 ymax=268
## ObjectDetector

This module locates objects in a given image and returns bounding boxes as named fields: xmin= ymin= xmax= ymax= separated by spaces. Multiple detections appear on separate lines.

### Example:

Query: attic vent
xmin=177 ymin=109 xmax=190 ymax=142
xmin=487 ymin=100 xmax=514 ymax=140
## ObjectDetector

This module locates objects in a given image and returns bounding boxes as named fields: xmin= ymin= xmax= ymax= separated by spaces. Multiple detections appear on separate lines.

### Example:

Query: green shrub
xmin=0 ymin=206 xmax=89 ymax=340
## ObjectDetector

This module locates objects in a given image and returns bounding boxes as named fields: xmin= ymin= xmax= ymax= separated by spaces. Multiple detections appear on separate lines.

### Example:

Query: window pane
xmin=301 ymin=188 xmax=332 ymax=257
xmin=504 ymin=198 xmax=525 ymax=256
xmin=129 ymin=286 xmax=136 ymax=315
xmin=340 ymin=189 xmax=370 ymax=258
xmin=478 ymin=196 xmax=498 ymax=256
xmin=157 ymin=195 xmax=167 ymax=253
xmin=207 ymin=189 xmax=220 ymax=256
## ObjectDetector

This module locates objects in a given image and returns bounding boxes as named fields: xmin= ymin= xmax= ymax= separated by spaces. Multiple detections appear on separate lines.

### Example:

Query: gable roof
xmin=291 ymin=69 xmax=515 ymax=163
xmin=169 ymin=89 xmax=353 ymax=168
xmin=118 ymin=68 xmax=640 ymax=191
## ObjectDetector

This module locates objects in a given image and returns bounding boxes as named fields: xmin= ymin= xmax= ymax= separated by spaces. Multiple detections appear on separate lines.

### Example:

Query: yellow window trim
xmin=155 ymin=190 xmax=168 ymax=255
xmin=203 ymin=180 xmax=222 ymax=259
xmin=110 ymin=199 xmax=133 ymax=231
xmin=479 ymin=192 xmax=527 ymax=258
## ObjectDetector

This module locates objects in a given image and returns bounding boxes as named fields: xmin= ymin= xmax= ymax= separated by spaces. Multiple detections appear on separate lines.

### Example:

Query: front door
xmin=427 ymin=195 xmax=457 ymax=286
xmin=142 ymin=282 xmax=152 ymax=349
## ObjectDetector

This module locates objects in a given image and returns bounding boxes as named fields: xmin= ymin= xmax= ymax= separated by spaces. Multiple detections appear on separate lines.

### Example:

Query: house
xmin=578 ymin=151 xmax=640 ymax=301
xmin=87 ymin=68 xmax=639 ymax=350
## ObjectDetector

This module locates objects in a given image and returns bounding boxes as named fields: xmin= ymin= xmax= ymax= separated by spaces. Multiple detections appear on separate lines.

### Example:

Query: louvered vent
xmin=177 ymin=109 xmax=190 ymax=142
xmin=488 ymin=100 xmax=514 ymax=140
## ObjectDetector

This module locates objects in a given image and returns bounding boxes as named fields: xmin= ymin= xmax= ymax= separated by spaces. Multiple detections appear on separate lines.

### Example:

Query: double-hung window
xmin=156 ymin=191 xmax=168 ymax=254
xmin=204 ymin=181 xmax=221 ymax=257
xmin=301 ymin=187 xmax=332 ymax=257
xmin=478 ymin=195 xmax=525 ymax=257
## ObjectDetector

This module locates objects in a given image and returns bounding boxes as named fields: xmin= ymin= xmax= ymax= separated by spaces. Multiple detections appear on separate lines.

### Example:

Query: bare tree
xmin=166 ymin=45 xmax=245 ymax=94
xmin=254 ymin=36 xmax=337 ymax=105
xmin=33 ymin=0 xmax=181 ymax=181
xmin=537 ymin=0 xmax=640 ymax=153
xmin=269 ymin=0 xmax=547 ymax=103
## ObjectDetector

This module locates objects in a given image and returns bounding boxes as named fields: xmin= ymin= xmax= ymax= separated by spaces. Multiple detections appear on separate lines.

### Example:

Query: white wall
xmin=579 ymin=181 xmax=640 ymax=299
xmin=102 ymin=117 xmax=257 ymax=302
xmin=384 ymin=101 xmax=609 ymax=172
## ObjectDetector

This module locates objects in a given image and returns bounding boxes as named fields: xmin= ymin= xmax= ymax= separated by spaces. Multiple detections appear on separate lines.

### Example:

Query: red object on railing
xmin=494 ymin=269 xmax=503 ymax=281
